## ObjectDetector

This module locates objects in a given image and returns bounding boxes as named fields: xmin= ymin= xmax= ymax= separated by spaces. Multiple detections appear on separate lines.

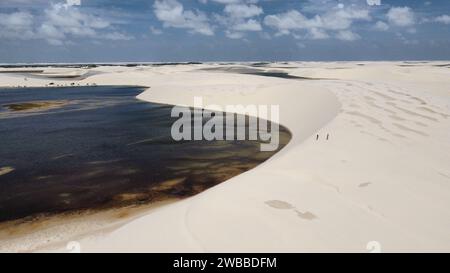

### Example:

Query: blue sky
xmin=0 ymin=0 xmax=449 ymax=63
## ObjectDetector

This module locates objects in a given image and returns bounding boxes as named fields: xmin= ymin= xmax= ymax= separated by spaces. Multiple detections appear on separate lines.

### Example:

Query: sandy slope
xmin=1 ymin=62 xmax=449 ymax=252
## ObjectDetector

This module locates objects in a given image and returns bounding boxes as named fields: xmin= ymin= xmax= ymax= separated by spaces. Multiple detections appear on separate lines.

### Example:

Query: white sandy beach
xmin=0 ymin=62 xmax=449 ymax=252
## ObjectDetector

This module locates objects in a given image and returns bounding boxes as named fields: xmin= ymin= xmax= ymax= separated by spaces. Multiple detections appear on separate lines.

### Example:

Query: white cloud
xmin=0 ymin=0 xmax=440 ymax=47
xmin=373 ymin=21 xmax=389 ymax=31
xmin=296 ymin=42 xmax=306 ymax=48
xmin=0 ymin=11 xmax=33 ymax=28
xmin=102 ymin=32 xmax=132 ymax=41
xmin=206 ymin=0 xmax=259 ymax=4
xmin=150 ymin=26 xmax=163 ymax=35
xmin=36 ymin=3 xmax=117 ymax=44
xmin=0 ymin=11 xmax=35 ymax=40
xmin=396 ymin=32 xmax=419 ymax=45
xmin=0 ymin=0 xmax=49 ymax=8
xmin=45 ymin=3 xmax=110 ymax=31
xmin=336 ymin=30 xmax=360 ymax=41
xmin=387 ymin=7 xmax=415 ymax=27
xmin=0 ymin=1 xmax=132 ymax=45
xmin=38 ymin=23 xmax=65 ymax=40
xmin=264 ymin=10 xmax=307 ymax=34
xmin=224 ymin=4 xmax=263 ymax=18
xmin=66 ymin=0 xmax=81 ymax=6
xmin=214 ymin=1 xmax=263 ymax=39
xmin=153 ymin=0 xmax=214 ymax=36
xmin=308 ymin=28 xmax=329 ymax=40
xmin=225 ymin=31 xmax=244 ymax=39
xmin=323 ymin=8 xmax=371 ymax=30
xmin=231 ymin=19 xmax=261 ymax=31
xmin=264 ymin=5 xmax=370 ymax=41
xmin=434 ymin=15 xmax=450 ymax=24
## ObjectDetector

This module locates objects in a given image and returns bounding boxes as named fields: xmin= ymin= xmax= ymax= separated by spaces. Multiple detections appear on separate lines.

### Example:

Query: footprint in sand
xmin=359 ymin=131 xmax=390 ymax=143
xmin=389 ymin=115 xmax=406 ymax=121
xmin=265 ymin=200 xmax=294 ymax=210
xmin=364 ymin=96 xmax=376 ymax=101
xmin=367 ymin=102 xmax=397 ymax=115
xmin=392 ymin=132 xmax=407 ymax=139
xmin=346 ymin=111 xmax=395 ymax=134
xmin=349 ymin=120 xmax=363 ymax=128
xmin=392 ymin=123 xmax=429 ymax=137
xmin=408 ymin=96 xmax=427 ymax=105
xmin=387 ymin=89 xmax=427 ymax=105
xmin=370 ymin=91 xmax=397 ymax=101
xmin=345 ymin=111 xmax=382 ymax=125
xmin=437 ymin=171 xmax=450 ymax=180
xmin=295 ymin=210 xmax=317 ymax=220
xmin=386 ymin=102 xmax=438 ymax=122
xmin=417 ymin=106 xmax=450 ymax=119
xmin=265 ymin=200 xmax=317 ymax=221
xmin=414 ymin=121 xmax=428 ymax=127
xmin=348 ymin=103 xmax=361 ymax=109
xmin=359 ymin=182 xmax=372 ymax=188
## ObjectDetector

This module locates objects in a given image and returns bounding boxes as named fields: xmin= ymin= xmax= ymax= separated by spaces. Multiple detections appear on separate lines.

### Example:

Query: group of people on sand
xmin=316 ymin=134 xmax=330 ymax=141
xmin=14 ymin=78 xmax=97 ymax=88
xmin=45 ymin=82 xmax=97 ymax=87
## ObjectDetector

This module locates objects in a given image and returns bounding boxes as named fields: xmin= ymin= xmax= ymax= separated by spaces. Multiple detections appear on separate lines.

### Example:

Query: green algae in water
xmin=3 ymin=100 xmax=69 ymax=112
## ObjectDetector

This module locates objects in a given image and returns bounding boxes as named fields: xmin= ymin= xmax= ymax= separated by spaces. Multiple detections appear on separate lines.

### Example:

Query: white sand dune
xmin=0 ymin=62 xmax=449 ymax=252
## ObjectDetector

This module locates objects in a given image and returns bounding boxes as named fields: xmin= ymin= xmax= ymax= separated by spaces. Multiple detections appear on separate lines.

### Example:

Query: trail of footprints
xmin=336 ymin=82 xmax=449 ymax=142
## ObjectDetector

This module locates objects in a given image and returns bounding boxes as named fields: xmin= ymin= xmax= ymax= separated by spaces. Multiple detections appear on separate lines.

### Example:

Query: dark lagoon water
xmin=199 ymin=66 xmax=317 ymax=80
xmin=0 ymin=86 xmax=291 ymax=223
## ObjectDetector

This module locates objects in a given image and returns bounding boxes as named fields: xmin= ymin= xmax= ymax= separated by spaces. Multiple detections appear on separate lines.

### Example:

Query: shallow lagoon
xmin=0 ymin=86 xmax=291 ymax=223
